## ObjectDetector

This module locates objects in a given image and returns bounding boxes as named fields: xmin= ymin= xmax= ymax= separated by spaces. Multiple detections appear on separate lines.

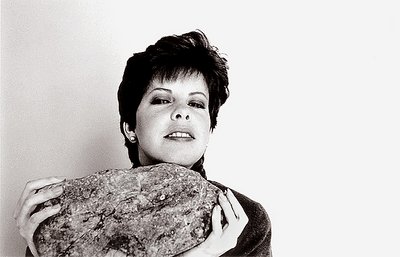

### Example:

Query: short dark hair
xmin=117 ymin=30 xmax=229 ymax=175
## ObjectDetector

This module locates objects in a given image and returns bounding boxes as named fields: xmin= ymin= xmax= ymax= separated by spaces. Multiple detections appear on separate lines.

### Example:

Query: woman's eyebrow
xmin=148 ymin=88 xmax=172 ymax=94
xmin=148 ymin=88 xmax=208 ymax=100
xmin=189 ymin=91 xmax=208 ymax=100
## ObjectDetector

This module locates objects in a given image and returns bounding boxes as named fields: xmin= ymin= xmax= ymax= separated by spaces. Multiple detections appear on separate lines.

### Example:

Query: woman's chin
xmin=161 ymin=157 xmax=198 ymax=169
xmin=163 ymin=161 xmax=193 ymax=169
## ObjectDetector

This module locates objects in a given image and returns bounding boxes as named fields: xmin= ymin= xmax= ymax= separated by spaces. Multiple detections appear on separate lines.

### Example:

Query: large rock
xmin=33 ymin=163 xmax=222 ymax=257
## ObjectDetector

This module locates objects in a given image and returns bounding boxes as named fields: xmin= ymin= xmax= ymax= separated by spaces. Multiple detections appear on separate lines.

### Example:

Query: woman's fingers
xmin=25 ymin=186 xmax=63 ymax=214
xmin=29 ymin=204 xmax=61 ymax=229
xmin=15 ymin=185 xmax=64 ymax=229
xmin=14 ymin=177 xmax=65 ymax=257
xmin=219 ymin=189 xmax=249 ymax=238
xmin=17 ymin=204 xmax=61 ymax=236
xmin=13 ymin=177 xmax=65 ymax=257
xmin=17 ymin=205 xmax=62 ymax=257
xmin=226 ymin=189 xmax=248 ymax=226
xmin=19 ymin=204 xmax=61 ymax=237
xmin=183 ymin=190 xmax=248 ymax=257
xmin=218 ymin=192 xmax=237 ymax=225
xmin=13 ymin=176 xmax=65 ymax=219
xmin=211 ymin=204 xmax=222 ymax=237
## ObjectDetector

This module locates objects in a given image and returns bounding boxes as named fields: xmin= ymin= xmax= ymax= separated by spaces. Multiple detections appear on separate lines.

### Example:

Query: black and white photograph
xmin=1 ymin=1 xmax=399 ymax=256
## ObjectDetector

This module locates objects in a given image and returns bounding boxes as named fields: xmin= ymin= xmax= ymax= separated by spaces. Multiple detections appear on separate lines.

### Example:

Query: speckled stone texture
xmin=33 ymin=163 xmax=221 ymax=257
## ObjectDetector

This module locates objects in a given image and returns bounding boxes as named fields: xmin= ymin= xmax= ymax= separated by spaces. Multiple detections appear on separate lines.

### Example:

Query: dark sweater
xmin=27 ymin=182 xmax=272 ymax=257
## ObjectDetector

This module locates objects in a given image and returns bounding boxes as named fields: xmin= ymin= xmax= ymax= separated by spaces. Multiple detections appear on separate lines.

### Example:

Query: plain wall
xmin=1 ymin=1 xmax=400 ymax=256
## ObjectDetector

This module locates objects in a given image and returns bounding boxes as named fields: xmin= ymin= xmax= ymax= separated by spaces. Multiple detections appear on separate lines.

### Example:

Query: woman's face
xmin=133 ymin=73 xmax=211 ymax=168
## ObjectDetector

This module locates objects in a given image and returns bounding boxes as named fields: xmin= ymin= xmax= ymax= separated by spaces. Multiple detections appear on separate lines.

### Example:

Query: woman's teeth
xmin=167 ymin=132 xmax=191 ymax=138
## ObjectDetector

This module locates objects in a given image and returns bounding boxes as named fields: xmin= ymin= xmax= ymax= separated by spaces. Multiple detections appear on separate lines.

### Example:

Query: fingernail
xmin=52 ymin=204 xmax=61 ymax=210
xmin=53 ymin=186 xmax=63 ymax=194
xmin=219 ymin=192 xmax=226 ymax=201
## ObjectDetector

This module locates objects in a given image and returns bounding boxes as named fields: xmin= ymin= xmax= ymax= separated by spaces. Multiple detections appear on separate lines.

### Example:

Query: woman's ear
xmin=123 ymin=122 xmax=137 ymax=143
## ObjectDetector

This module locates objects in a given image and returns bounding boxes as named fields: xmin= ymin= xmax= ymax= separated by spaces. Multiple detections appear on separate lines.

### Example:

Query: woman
xmin=14 ymin=30 xmax=272 ymax=256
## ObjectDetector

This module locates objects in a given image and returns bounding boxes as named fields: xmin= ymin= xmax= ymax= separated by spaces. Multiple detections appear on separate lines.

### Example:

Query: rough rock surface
xmin=33 ymin=163 xmax=222 ymax=257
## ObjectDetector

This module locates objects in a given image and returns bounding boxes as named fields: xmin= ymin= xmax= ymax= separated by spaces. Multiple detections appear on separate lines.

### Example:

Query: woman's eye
xmin=151 ymin=98 xmax=170 ymax=105
xmin=189 ymin=101 xmax=205 ymax=109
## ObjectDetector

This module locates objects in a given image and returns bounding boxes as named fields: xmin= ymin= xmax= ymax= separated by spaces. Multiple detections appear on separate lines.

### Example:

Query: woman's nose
xmin=171 ymin=105 xmax=190 ymax=121
xmin=174 ymin=113 xmax=190 ymax=120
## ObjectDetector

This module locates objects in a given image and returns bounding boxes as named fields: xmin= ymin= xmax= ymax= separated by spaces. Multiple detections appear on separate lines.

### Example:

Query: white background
xmin=1 ymin=1 xmax=399 ymax=256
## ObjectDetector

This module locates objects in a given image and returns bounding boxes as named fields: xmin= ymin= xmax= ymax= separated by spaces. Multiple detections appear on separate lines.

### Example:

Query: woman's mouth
xmin=165 ymin=132 xmax=194 ymax=139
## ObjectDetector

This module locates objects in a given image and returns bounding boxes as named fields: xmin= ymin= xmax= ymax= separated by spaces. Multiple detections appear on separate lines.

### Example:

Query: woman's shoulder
xmin=208 ymin=180 xmax=272 ymax=256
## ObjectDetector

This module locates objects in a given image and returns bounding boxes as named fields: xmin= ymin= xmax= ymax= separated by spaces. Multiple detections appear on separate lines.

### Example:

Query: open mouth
xmin=164 ymin=132 xmax=195 ymax=139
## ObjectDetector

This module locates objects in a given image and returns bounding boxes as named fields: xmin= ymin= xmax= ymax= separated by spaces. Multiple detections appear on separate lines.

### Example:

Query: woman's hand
xmin=180 ymin=189 xmax=249 ymax=257
xmin=13 ymin=177 xmax=65 ymax=257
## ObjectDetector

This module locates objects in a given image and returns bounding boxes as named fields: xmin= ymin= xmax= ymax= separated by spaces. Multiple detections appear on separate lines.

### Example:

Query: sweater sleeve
xmin=244 ymin=202 xmax=272 ymax=256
